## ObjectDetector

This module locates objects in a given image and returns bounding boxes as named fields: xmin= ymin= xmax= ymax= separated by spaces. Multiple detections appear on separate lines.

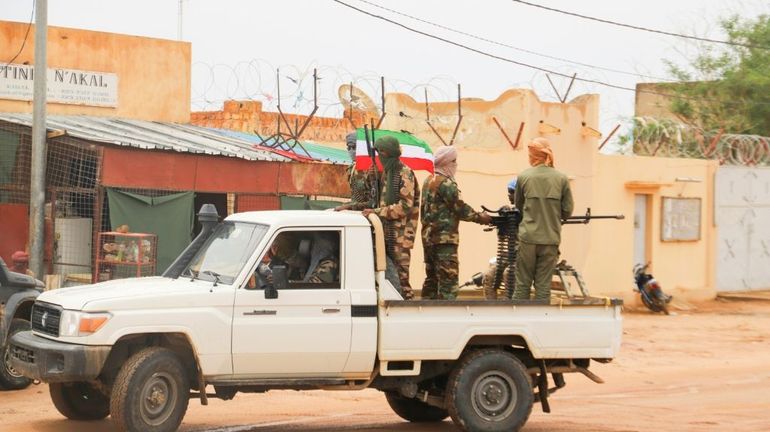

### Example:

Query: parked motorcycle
xmin=633 ymin=263 xmax=672 ymax=315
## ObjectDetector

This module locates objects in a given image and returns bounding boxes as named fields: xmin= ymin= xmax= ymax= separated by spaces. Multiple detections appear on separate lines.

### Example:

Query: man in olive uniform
xmin=421 ymin=146 xmax=491 ymax=300
xmin=336 ymin=132 xmax=374 ymax=211
xmin=513 ymin=138 xmax=574 ymax=301
xmin=362 ymin=136 xmax=419 ymax=299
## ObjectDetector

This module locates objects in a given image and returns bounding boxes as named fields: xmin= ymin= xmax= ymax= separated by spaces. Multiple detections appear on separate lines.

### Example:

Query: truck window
xmin=183 ymin=222 xmax=268 ymax=285
xmin=252 ymin=230 xmax=341 ymax=290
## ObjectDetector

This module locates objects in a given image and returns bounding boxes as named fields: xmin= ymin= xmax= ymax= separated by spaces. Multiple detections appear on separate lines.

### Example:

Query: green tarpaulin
xmin=0 ymin=130 xmax=19 ymax=203
xmin=106 ymin=189 xmax=194 ymax=274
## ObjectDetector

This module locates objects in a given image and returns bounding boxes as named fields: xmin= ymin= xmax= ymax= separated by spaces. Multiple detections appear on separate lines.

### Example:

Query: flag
xmin=354 ymin=129 xmax=434 ymax=173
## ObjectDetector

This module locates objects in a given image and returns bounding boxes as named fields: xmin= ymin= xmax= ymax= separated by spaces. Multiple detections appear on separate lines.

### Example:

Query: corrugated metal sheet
xmin=0 ymin=113 xmax=301 ymax=162
xmin=208 ymin=128 xmax=350 ymax=164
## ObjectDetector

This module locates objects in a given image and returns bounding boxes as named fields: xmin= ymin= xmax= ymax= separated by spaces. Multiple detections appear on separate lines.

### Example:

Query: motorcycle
xmin=633 ymin=263 xmax=672 ymax=315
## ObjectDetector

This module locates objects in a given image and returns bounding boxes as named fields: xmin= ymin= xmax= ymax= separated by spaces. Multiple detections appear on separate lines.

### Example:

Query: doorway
xmin=633 ymin=194 xmax=651 ymax=267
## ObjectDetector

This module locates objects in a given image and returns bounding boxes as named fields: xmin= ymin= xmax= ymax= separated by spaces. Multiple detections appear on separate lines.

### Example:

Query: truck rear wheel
xmin=49 ymin=382 xmax=110 ymax=420
xmin=385 ymin=391 xmax=449 ymax=422
xmin=110 ymin=347 xmax=190 ymax=432
xmin=0 ymin=318 xmax=33 ymax=390
xmin=446 ymin=349 xmax=533 ymax=432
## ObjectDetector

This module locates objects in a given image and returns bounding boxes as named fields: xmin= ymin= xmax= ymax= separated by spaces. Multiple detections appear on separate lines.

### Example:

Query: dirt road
xmin=3 ymin=299 xmax=769 ymax=432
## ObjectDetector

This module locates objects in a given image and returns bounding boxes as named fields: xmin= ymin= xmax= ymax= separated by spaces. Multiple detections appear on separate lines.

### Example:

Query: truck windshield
xmin=182 ymin=222 xmax=268 ymax=285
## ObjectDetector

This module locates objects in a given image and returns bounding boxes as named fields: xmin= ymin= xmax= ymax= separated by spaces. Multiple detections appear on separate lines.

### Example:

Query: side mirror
xmin=266 ymin=265 xmax=288 ymax=299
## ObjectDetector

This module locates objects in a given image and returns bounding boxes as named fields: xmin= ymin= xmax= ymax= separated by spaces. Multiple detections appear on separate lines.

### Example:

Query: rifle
xmin=363 ymin=124 xmax=379 ymax=208
xmin=562 ymin=208 xmax=625 ymax=225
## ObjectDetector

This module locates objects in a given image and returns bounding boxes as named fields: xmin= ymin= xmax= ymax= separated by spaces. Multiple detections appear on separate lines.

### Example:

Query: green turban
xmin=374 ymin=136 xmax=401 ymax=157
xmin=374 ymin=136 xmax=402 ymax=205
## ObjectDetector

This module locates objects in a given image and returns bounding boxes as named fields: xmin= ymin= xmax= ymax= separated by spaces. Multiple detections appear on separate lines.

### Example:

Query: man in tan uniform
xmin=513 ymin=138 xmax=574 ymax=301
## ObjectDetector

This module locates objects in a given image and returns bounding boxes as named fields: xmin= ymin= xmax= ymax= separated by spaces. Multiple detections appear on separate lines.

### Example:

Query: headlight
xmin=59 ymin=311 xmax=112 ymax=337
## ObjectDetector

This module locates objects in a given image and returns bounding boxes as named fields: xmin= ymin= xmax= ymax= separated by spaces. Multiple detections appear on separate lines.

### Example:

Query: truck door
xmin=231 ymin=229 xmax=352 ymax=377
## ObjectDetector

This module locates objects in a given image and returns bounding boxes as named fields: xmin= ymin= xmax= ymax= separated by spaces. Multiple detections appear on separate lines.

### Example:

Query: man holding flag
xmin=362 ymin=135 xmax=421 ymax=300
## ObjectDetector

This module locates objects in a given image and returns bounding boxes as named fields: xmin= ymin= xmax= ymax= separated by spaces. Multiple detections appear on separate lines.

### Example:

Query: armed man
xmin=362 ymin=136 xmax=420 ymax=299
xmin=421 ymin=146 xmax=491 ymax=300
xmin=335 ymin=132 xmax=373 ymax=211
xmin=513 ymin=137 xmax=574 ymax=301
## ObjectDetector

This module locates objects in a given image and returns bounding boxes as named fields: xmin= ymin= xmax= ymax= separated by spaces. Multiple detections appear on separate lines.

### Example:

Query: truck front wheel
xmin=1 ymin=319 xmax=33 ymax=390
xmin=446 ymin=349 xmax=533 ymax=432
xmin=49 ymin=382 xmax=110 ymax=420
xmin=385 ymin=391 xmax=449 ymax=422
xmin=110 ymin=347 xmax=190 ymax=432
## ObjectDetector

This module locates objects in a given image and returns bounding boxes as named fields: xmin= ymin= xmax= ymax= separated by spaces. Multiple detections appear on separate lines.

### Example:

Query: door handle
xmin=322 ymin=308 xmax=341 ymax=314
xmin=243 ymin=309 xmax=277 ymax=316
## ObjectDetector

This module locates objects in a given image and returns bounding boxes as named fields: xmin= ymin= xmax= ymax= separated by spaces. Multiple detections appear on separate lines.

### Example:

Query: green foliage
xmin=664 ymin=14 xmax=770 ymax=135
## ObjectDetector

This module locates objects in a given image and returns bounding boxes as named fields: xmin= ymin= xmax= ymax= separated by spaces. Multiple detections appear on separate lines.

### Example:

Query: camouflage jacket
xmin=420 ymin=174 xmax=483 ymax=245
xmin=374 ymin=164 xmax=420 ymax=249
xmin=345 ymin=165 xmax=374 ymax=210
xmin=305 ymin=258 xmax=338 ymax=284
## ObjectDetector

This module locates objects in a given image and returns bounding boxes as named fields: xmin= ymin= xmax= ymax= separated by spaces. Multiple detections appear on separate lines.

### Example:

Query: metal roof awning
xmin=0 ymin=113 xmax=346 ymax=164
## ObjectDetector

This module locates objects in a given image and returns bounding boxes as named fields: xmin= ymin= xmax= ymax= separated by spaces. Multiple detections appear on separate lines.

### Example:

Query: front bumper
xmin=8 ymin=330 xmax=110 ymax=383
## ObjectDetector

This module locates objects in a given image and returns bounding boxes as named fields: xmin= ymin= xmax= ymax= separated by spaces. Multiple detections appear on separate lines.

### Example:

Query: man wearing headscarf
xmin=513 ymin=137 xmax=574 ymax=301
xmin=362 ymin=136 xmax=420 ymax=299
xmin=335 ymin=132 xmax=374 ymax=211
xmin=420 ymin=146 xmax=491 ymax=300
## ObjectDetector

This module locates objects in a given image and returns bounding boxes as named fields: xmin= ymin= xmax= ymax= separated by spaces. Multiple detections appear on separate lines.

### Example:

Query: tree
xmin=664 ymin=14 xmax=770 ymax=136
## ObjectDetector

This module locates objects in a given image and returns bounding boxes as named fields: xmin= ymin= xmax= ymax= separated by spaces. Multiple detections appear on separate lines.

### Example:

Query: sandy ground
xmin=2 ymin=298 xmax=769 ymax=432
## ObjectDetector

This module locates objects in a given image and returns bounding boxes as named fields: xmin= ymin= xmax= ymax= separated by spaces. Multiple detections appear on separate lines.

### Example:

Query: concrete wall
xmin=0 ymin=20 xmax=191 ymax=122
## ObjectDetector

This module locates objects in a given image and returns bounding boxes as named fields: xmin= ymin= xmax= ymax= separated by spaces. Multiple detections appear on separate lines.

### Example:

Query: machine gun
xmin=481 ymin=205 xmax=521 ymax=299
xmin=562 ymin=208 xmax=625 ymax=224
xmin=480 ymin=206 xmax=624 ymax=299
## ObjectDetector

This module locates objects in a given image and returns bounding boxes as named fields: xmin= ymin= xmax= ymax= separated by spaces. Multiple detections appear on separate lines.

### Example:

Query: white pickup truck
xmin=10 ymin=206 xmax=622 ymax=432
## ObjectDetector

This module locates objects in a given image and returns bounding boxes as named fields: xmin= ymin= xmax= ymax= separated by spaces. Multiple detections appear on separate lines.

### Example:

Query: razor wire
xmin=631 ymin=116 xmax=770 ymax=166
xmin=191 ymin=59 xmax=468 ymax=118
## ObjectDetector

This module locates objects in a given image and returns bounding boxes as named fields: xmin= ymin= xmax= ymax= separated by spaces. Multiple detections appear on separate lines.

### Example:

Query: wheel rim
xmin=4 ymin=347 xmax=24 ymax=378
xmin=140 ymin=372 xmax=178 ymax=426
xmin=470 ymin=370 xmax=517 ymax=421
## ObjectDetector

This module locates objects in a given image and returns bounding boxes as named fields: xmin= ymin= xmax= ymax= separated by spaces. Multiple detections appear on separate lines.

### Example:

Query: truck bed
xmin=377 ymin=297 xmax=623 ymax=361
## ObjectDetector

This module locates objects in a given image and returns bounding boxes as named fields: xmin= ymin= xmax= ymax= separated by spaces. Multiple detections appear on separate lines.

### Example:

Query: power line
xmin=511 ymin=0 xmax=770 ymax=51
xmin=3 ymin=0 xmax=36 ymax=66
xmin=354 ymin=0 xmax=673 ymax=82
xmin=330 ymin=0 xmax=770 ymax=108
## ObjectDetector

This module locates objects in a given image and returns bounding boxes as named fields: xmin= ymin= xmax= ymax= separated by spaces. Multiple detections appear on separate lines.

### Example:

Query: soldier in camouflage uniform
xmin=303 ymin=232 xmax=339 ymax=284
xmin=362 ymin=136 xmax=420 ymax=299
xmin=336 ymin=132 xmax=375 ymax=211
xmin=421 ymin=146 xmax=491 ymax=300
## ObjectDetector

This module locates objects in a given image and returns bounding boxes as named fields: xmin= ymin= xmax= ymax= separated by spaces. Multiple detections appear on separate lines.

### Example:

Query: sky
xmin=2 ymin=0 xmax=768 ymax=150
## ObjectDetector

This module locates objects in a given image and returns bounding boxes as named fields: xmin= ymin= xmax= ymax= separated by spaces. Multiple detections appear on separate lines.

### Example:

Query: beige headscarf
xmin=434 ymin=146 xmax=458 ymax=179
xmin=528 ymin=137 xmax=554 ymax=167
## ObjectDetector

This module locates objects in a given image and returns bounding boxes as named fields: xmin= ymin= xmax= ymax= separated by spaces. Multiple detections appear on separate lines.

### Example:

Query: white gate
xmin=715 ymin=167 xmax=770 ymax=292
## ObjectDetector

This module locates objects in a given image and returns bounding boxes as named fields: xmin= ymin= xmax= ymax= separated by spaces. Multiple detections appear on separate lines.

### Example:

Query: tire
xmin=641 ymin=293 xmax=663 ymax=313
xmin=385 ymin=391 xmax=449 ymax=423
xmin=49 ymin=381 xmax=110 ymax=420
xmin=654 ymin=291 xmax=670 ymax=315
xmin=446 ymin=349 xmax=533 ymax=432
xmin=110 ymin=347 xmax=190 ymax=432
xmin=0 ymin=318 xmax=33 ymax=390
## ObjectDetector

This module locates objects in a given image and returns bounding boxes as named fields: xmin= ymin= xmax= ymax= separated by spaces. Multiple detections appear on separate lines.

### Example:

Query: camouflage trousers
xmin=513 ymin=242 xmax=559 ymax=301
xmin=390 ymin=244 xmax=414 ymax=300
xmin=422 ymin=244 xmax=459 ymax=300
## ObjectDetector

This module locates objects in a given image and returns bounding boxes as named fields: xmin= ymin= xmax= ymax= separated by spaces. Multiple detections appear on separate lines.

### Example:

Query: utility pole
xmin=29 ymin=0 xmax=48 ymax=279
xmin=177 ymin=0 xmax=184 ymax=40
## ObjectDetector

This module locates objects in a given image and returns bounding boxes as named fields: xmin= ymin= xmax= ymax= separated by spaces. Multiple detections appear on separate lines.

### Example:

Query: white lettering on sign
xmin=0 ymin=64 xmax=118 ymax=108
